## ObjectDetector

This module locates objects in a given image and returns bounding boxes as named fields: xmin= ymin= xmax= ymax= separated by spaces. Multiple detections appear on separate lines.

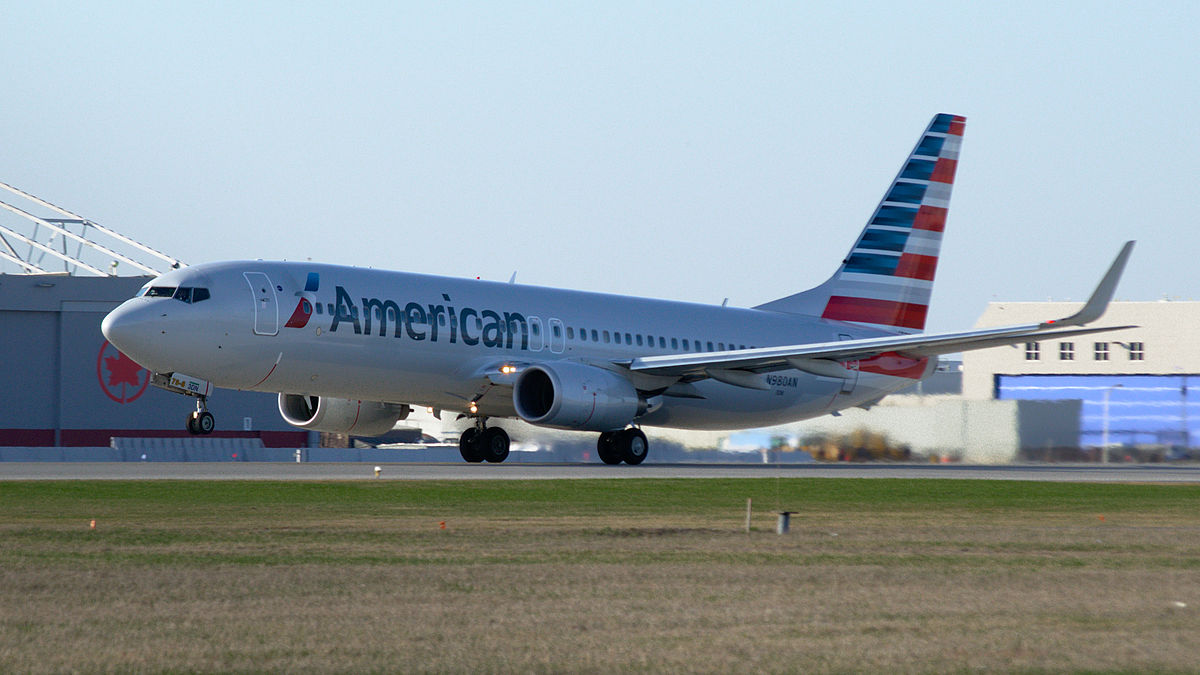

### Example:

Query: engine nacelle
xmin=278 ymin=394 xmax=410 ymax=436
xmin=513 ymin=362 xmax=643 ymax=431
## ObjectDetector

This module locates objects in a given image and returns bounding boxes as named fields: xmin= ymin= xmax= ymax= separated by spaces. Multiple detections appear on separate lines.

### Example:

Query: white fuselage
xmin=102 ymin=260 xmax=933 ymax=431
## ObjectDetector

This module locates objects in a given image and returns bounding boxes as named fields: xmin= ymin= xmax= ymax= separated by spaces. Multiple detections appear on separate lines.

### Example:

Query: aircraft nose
xmin=101 ymin=300 xmax=156 ymax=357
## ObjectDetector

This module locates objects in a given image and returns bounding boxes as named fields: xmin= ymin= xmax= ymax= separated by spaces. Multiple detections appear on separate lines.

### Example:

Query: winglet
xmin=1042 ymin=241 xmax=1135 ymax=328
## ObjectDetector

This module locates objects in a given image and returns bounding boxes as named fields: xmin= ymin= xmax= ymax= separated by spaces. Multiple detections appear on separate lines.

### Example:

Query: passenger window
xmin=528 ymin=317 xmax=544 ymax=351
xmin=603 ymin=331 xmax=610 ymax=343
xmin=624 ymin=332 xmax=632 ymax=344
xmin=580 ymin=329 xmax=588 ymax=342
xmin=315 ymin=302 xmax=322 ymax=315
xmin=552 ymin=324 xmax=562 ymax=338
xmin=659 ymin=337 xmax=666 ymax=349
xmin=682 ymin=339 xmax=690 ymax=350
xmin=636 ymin=335 xmax=643 ymax=346
xmin=706 ymin=341 xmax=714 ymax=351
xmin=671 ymin=338 xmax=678 ymax=349
xmin=591 ymin=329 xmax=598 ymax=342
xmin=718 ymin=342 xmax=725 ymax=351
xmin=694 ymin=341 xmax=702 ymax=352
xmin=566 ymin=327 xmax=573 ymax=339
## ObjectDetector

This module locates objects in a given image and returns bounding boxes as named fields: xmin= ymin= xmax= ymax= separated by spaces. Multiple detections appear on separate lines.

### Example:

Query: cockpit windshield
xmin=139 ymin=286 xmax=211 ymax=303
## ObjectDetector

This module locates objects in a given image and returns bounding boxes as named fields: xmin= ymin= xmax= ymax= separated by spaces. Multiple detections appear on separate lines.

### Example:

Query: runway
xmin=3 ymin=462 xmax=1200 ymax=482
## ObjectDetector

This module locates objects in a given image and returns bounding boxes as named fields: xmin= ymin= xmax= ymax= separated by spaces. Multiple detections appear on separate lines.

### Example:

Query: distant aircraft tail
xmin=754 ymin=113 xmax=966 ymax=334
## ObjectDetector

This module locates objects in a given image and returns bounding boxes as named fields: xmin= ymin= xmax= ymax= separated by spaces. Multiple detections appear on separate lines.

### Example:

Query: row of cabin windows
xmin=569 ymin=326 xmax=751 ymax=352
xmin=1024 ymin=341 xmax=1144 ymax=361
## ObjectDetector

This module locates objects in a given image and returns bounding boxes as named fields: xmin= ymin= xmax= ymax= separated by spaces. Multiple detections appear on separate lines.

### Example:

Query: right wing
xmin=628 ymin=241 xmax=1135 ymax=380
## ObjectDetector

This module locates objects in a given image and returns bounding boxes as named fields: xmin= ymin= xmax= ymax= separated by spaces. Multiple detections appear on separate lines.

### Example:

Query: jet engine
xmin=513 ymin=362 xmax=644 ymax=431
xmin=278 ymin=394 xmax=410 ymax=436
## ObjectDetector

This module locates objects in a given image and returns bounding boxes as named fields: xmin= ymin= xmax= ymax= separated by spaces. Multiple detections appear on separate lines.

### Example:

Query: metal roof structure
xmin=0 ymin=182 xmax=183 ymax=276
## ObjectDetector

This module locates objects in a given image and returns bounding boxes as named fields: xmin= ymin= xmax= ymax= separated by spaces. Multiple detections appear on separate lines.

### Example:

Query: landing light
xmin=468 ymin=402 xmax=478 ymax=414
xmin=499 ymin=365 xmax=517 ymax=375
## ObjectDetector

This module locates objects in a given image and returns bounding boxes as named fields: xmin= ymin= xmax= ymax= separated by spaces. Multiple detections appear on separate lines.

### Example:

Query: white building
xmin=963 ymin=301 xmax=1198 ymax=399
xmin=963 ymin=301 xmax=1200 ymax=453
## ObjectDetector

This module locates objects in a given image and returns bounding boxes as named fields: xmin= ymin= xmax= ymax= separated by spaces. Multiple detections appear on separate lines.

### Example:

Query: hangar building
xmin=0 ymin=182 xmax=308 ymax=453
xmin=0 ymin=273 xmax=308 ymax=448
xmin=963 ymin=301 xmax=1200 ymax=453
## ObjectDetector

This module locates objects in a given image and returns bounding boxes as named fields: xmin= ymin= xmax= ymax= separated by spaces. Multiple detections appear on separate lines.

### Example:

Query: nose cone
xmin=102 ymin=300 xmax=161 ymax=369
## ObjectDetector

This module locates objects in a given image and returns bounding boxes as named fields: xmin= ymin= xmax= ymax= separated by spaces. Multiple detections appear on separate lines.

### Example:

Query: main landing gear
xmin=186 ymin=397 xmax=215 ymax=435
xmin=457 ymin=421 xmax=649 ymax=465
xmin=597 ymin=428 xmax=648 ymax=465
xmin=459 ymin=418 xmax=510 ymax=463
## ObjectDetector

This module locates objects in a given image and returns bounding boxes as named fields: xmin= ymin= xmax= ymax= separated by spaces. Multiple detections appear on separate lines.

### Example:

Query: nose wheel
xmin=186 ymin=399 xmax=215 ymax=435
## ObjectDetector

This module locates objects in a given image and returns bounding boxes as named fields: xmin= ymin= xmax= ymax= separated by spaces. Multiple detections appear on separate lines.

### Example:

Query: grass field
xmin=2 ymin=478 xmax=1200 ymax=673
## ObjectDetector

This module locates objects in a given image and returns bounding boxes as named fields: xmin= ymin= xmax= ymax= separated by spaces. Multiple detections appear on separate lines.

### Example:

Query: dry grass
xmin=1 ymin=479 xmax=1199 ymax=673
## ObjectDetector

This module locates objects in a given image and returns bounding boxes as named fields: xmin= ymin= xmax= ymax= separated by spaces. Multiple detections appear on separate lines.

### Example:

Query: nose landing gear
xmin=186 ymin=398 xmax=215 ymax=435
xmin=150 ymin=373 xmax=218 ymax=435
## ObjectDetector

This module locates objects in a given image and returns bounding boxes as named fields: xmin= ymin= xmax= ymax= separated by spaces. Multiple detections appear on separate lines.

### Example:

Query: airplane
xmin=101 ymin=113 xmax=1135 ymax=464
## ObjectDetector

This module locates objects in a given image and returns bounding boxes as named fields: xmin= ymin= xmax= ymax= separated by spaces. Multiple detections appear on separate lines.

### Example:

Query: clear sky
xmin=2 ymin=2 xmax=1197 ymax=332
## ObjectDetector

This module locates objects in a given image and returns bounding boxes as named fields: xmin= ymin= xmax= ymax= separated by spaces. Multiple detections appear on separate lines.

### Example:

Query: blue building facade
xmin=997 ymin=374 xmax=1197 ymax=449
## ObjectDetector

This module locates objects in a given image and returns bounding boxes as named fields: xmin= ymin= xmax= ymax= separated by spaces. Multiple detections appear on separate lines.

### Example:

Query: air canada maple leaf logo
xmin=97 ymin=340 xmax=150 ymax=403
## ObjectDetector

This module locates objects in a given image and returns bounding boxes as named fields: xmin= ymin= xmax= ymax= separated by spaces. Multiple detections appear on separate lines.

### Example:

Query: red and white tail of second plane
xmin=102 ymin=113 xmax=1135 ymax=464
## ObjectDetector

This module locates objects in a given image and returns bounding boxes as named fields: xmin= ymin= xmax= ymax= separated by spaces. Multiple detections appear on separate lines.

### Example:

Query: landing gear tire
xmin=617 ymin=428 xmax=648 ymax=465
xmin=597 ymin=432 xmax=623 ymax=465
xmin=459 ymin=428 xmax=484 ymax=463
xmin=196 ymin=411 xmax=215 ymax=434
xmin=481 ymin=427 xmax=510 ymax=463
xmin=187 ymin=411 xmax=215 ymax=435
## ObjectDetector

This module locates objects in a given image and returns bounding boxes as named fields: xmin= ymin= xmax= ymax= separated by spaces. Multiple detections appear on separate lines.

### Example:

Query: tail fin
xmin=755 ymin=113 xmax=966 ymax=334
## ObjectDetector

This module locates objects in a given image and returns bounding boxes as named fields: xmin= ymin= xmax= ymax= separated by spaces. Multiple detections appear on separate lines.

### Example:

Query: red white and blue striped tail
xmin=755 ymin=113 xmax=965 ymax=334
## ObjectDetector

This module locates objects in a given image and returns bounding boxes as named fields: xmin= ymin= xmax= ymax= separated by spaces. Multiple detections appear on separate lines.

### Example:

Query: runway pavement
xmin=3 ymin=462 xmax=1200 ymax=482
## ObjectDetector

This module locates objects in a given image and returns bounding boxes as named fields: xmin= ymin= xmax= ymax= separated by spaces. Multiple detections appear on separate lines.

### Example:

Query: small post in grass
xmin=776 ymin=511 xmax=796 ymax=535
xmin=744 ymin=498 xmax=752 ymax=533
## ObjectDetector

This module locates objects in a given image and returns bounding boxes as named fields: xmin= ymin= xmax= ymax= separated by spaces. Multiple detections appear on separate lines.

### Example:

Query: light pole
xmin=1101 ymin=384 xmax=1124 ymax=464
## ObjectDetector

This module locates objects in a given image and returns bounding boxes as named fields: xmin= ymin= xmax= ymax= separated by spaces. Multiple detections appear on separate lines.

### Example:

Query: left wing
xmin=628 ymin=241 xmax=1135 ymax=380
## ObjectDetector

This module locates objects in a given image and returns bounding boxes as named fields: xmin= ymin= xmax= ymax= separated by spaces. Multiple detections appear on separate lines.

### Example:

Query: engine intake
xmin=278 ymin=394 xmax=410 ymax=436
xmin=513 ymin=362 xmax=643 ymax=431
